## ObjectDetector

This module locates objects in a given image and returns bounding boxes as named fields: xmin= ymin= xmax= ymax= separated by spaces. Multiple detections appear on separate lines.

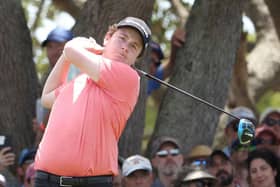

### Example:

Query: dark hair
xmin=247 ymin=148 xmax=280 ymax=187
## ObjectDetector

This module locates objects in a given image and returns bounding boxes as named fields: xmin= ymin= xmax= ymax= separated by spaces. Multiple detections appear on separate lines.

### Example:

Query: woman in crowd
xmin=247 ymin=148 xmax=280 ymax=187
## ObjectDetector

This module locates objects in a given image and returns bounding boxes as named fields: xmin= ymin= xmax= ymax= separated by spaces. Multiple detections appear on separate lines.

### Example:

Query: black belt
xmin=35 ymin=170 xmax=112 ymax=186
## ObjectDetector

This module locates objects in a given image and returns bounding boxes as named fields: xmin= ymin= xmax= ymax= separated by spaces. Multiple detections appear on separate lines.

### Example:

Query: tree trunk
xmin=147 ymin=0 xmax=244 ymax=156
xmin=73 ymin=0 xmax=155 ymax=157
xmin=245 ymin=0 xmax=280 ymax=103
xmin=265 ymin=0 xmax=280 ymax=40
xmin=0 ymin=0 xmax=38 ymax=155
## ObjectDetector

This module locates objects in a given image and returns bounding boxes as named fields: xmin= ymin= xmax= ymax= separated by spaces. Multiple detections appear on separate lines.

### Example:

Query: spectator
xmin=16 ymin=148 xmax=36 ymax=186
xmin=229 ymin=139 xmax=255 ymax=187
xmin=207 ymin=150 xmax=239 ymax=187
xmin=247 ymin=148 xmax=280 ymax=187
xmin=40 ymin=27 xmax=75 ymax=85
xmin=174 ymin=166 xmax=216 ymax=187
xmin=122 ymin=155 xmax=153 ymax=187
xmin=223 ymin=106 xmax=256 ymax=156
xmin=258 ymin=108 xmax=280 ymax=140
xmin=254 ymin=126 xmax=280 ymax=157
xmin=184 ymin=144 xmax=212 ymax=168
xmin=113 ymin=156 xmax=124 ymax=187
xmin=151 ymin=136 xmax=184 ymax=187
xmin=147 ymin=29 xmax=185 ymax=106
xmin=34 ymin=16 xmax=151 ymax=187
xmin=0 ymin=147 xmax=15 ymax=172
xmin=24 ymin=163 xmax=35 ymax=187
xmin=34 ymin=27 xmax=75 ymax=147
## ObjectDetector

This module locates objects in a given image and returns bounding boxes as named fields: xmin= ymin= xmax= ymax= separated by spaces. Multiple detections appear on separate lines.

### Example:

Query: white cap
xmin=0 ymin=174 xmax=6 ymax=187
xmin=122 ymin=155 xmax=152 ymax=177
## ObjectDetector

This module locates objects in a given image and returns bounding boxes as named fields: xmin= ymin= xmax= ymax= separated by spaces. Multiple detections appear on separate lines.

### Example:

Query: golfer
xmin=34 ymin=17 xmax=151 ymax=187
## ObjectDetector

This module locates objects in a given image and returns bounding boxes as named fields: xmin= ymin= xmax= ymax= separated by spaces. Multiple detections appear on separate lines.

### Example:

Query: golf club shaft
xmin=136 ymin=68 xmax=240 ymax=120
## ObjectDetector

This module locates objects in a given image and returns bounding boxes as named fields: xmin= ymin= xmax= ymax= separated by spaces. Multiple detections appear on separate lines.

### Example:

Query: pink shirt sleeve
xmin=97 ymin=59 xmax=140 ymax=104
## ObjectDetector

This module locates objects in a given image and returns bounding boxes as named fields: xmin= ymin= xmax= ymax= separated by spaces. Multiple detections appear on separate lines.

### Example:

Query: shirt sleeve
xmin=97 ymin=59 xmax=140 ymax=105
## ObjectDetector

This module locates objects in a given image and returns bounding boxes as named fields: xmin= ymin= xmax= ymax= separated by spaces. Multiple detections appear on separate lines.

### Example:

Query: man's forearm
xmin=41 ymin=53 xmax=70 ymax=108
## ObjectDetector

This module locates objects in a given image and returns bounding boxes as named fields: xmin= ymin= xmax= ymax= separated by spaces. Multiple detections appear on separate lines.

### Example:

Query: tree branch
xmin=170 ymin=0 xmax=189 ymax=27
xmin=52 ymin=0 xmax=84 ymax=19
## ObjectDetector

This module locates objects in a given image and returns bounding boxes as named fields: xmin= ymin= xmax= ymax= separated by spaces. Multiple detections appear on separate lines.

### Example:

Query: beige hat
xmin=182 ymin=169 xmax=216 ymax=182
xmin=187 ymin=145 xmax=212 ymax=159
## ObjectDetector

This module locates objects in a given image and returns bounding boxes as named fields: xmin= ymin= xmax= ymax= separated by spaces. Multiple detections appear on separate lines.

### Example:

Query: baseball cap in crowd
xmin=18 ymin=148 xmax=36 ymax=166
xmin=259 ymin=107 xmax=280 ymax=124
xmin=122 ymin=155 xmax=152 ymax=177
xmin=117 ymin=17 xmax=151 ymax=56
xmin=209 ymin=150 xmax=230 ymax=162
xmin=41 ymin=27 xmax=74 ymax=47
xmin=0 ymin=174 xmax=6 ymax=187
xmin=226 ymin=106 xmax=257 ymax=129
xmin=151 ymin=136 xmax=182 ymax=157
xmin=150 ymin=41 xmax=164 ymax=60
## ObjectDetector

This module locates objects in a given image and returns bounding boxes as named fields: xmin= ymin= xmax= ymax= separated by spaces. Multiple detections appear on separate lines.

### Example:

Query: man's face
xmin=152 ymin=143 xmax=183 ymax=178
xmin=103 ymin=27 xmax=143 ymax=66
xmin=225 ymin=120 xmax=239 ymax=146
xmin=261 ymin=112 xmax=280 ymax=135
xmin=208 ymin=155 xmax=234 ymax=186
xmin=46 ymin=41 xmax=66 ymax=67
xmin=123 ymin=170 xmax=153 ymax=187
xmin=149 ymin=51 xmax=161 ymax=74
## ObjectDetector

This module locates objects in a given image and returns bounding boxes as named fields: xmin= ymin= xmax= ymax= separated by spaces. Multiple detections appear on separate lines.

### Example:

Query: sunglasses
xmin=156 ymin=149 xmax=180 ymax=158
xmin=263 ymin=118 xmax=280 ymax=127
xmin=191 ymin=160 xmax=208 ymax=167
xmin=254 ymin=138 xmax=277 ymax=146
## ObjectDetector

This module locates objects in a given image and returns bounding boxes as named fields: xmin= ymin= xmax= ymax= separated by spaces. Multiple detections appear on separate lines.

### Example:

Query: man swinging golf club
xmin=34 ymin=16 xmax=151 ymax=187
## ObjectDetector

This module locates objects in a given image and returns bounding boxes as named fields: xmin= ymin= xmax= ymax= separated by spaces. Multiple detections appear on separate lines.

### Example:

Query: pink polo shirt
xmin=35 ymin=58 xmax=140 ymax=176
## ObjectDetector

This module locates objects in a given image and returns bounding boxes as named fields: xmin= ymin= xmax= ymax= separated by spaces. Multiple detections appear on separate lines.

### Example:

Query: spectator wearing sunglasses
xmin=223 ymin=106 xmax=256 ymax=156
xmin=151 ymin=136 xmax=184 ymax=187
xmin=174 ymin=166 xmax=216 ymax=187
xmin=122 ymin=155 xmax=153 ymax=187
xmin=184 ymin=145 xmax=212 ymax=169
xmin=259 ymin=108 xmax=280 ymax=141
xmin=254 ymin=125 xmax=280 ymax=157
xmin=207 ymin=150 xmax=240 ymax=187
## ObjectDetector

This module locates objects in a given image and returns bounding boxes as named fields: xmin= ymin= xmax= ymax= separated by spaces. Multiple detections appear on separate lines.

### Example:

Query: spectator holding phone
xmin=0 ymin=147 xmax=15 ymax=172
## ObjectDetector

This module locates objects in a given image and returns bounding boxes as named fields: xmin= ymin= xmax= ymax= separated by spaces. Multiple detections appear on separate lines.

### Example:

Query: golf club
xmin=136 ymin=68 xmax=255 ymax=144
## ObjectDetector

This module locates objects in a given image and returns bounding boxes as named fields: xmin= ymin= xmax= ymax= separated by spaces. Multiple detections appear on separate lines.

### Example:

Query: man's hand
xmin=0 ymin=147 xmax=15 ymax=171
xmin=171 ymin=28 xmax=185 ymax=49
xmin=66 ymin=37 xmax=104 ymax=54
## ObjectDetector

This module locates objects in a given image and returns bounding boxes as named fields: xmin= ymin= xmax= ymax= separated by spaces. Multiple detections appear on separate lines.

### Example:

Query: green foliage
xmin=256 ymin=91 xmax=280 ymax=113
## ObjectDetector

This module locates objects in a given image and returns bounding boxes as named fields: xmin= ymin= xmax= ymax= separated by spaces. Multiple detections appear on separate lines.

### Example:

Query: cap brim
xmin=124 ymin=166 xmax=152 ymax=177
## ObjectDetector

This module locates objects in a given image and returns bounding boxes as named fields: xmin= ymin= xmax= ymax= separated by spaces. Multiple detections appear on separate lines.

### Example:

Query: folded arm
xmin=41 ymin=53 xmax=70 ymax=108
xmin=63 ymin=37 xmax=103 ymax=82
xmin=41 ymin=37 xmax=104 ymax=108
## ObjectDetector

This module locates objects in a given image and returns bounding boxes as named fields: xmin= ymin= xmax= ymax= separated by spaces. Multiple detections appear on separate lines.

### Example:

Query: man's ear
xmin=151 ymin=157 xmax=158 ymax=167
xmin=103 ymin=33 xmax=111 ymax=46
